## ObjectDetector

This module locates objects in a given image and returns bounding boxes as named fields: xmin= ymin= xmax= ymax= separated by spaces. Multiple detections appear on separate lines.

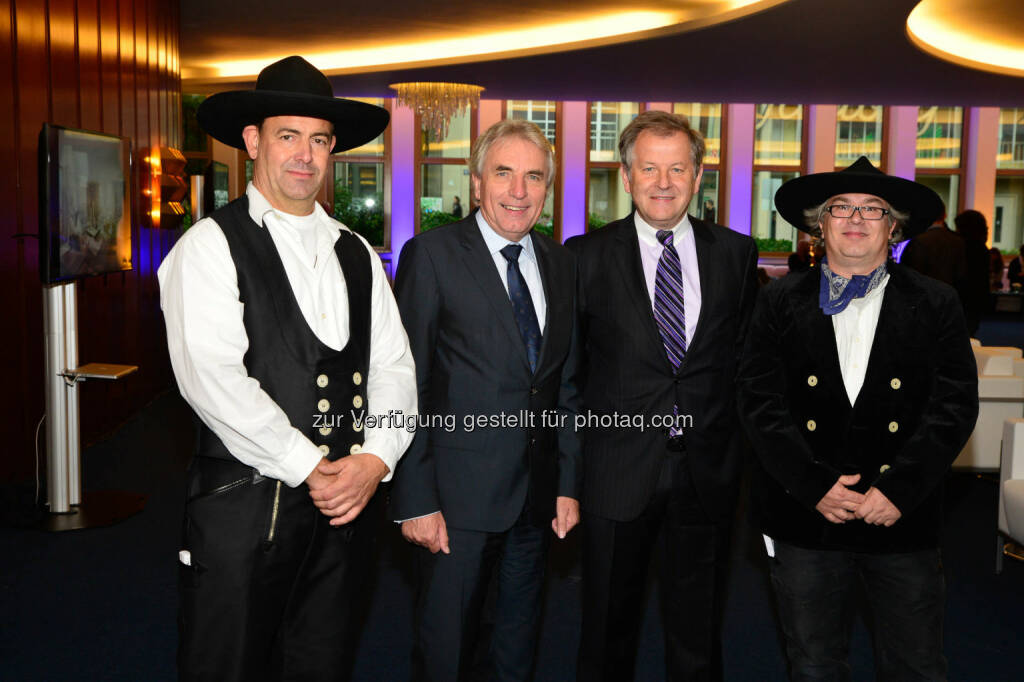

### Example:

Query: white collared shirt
xmin=157 ymin=183 xmax=417 ymax=487
xmin=475 ymin=211 xmax=547 ymax=330
xmin=634 ymin=212 xmax=702 ymax=345
xmin=832 ymin=274 xmax=889 ymax=404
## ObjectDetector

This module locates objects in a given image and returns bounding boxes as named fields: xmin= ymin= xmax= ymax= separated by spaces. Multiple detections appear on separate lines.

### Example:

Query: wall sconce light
xmin=143 ymin=147 xmax=187 ymax=229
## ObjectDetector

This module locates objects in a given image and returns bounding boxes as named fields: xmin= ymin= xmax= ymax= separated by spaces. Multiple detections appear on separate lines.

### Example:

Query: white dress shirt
xmin=832 ymin=274 xmax=889 ymax=405
xmin=635 ymin=213 xmax=702 ymax=346
xmin=475 ymin=211 xmax=547 ymax=329
xmin=158 ymin=183 xmax=417 ymax=488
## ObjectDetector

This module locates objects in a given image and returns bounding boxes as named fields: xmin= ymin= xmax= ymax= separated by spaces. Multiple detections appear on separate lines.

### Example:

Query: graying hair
xmin=803 ymin=198 xmax=910 ymax=245
xmin=618 ymin=110 xmax=705 ymax=172
xmin=469 ymin=119 xmax=556 ymax=189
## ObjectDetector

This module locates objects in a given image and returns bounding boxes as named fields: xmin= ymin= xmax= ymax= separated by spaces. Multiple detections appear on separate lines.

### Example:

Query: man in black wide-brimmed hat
xmin=158 ymin=56 xmax=416 ymax=681
xmin=737 ymin=157 xmax=978 ymax=680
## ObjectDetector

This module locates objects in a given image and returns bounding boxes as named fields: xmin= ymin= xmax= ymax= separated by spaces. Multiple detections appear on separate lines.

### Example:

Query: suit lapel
xmin=684 ymin=218 xmax=712 ymax=358
xmin=457 ymin=219 xmax=532 ymax=373
xmin=531 ymin=232 xmax=559 ymax=378
xmin=610 ymin=216 xmax=667 ymax=366
xmin=790 ymin=269 xmax=849 ymax=406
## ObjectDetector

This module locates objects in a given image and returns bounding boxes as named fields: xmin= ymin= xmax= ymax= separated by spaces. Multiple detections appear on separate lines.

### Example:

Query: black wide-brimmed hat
xmin=197 ymin=56 xmax=389 ymax=154
xmin=774 ymin=156 xmax=943 ymax=239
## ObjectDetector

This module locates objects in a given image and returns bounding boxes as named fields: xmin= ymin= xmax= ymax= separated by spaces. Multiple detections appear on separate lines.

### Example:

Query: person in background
xmin=990 ymin=246 xmax=1006 ymax=291
xmin=788 ymin=239 xmax=813 ymax=274
xmin=1006 ymin=244 xmax=1024 ymax=289
xmin=954 ymin=209 xmax=992 ymax=335
xmin=451 ymin=195 xmax=463 ymax=219
xmin=738 ymin=156 xmax=978 ymax=681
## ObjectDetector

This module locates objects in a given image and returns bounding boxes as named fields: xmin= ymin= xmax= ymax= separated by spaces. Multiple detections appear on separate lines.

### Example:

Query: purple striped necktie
xmin=655 ymin=229 xmax=686 ymax=438
xmin=654 ymin=230 xmax=687 ymax=369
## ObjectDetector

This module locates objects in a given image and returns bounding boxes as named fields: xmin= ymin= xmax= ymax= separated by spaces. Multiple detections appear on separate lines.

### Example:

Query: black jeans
xmin=769 ymin=541 xmax=946 ymax=682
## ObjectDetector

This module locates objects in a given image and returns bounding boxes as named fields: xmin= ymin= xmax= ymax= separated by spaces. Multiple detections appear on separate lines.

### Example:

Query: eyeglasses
xmin=825 ymin=204 xmax=890 ymax=220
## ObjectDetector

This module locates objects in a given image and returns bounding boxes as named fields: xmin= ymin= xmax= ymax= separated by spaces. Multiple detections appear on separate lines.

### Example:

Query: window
xmin=418 ymin=107 xmax=474 ymax=232
xmin=506 ymin=100 xmax=558 ymax=237
xmin=915 ymin=106 xmax=964 ymax=219
xmin=674 ymin=103 xmax=723 ymax=222
xmin=995 ymin=109 xmax=1024 ymax=252
xmin=587 ymin=102 xmax=639 ymax=228
xmin=752 ymin=104 xmax=805 ymax=251
xmin=330 ymin=98 xmax=388 ymax=247
xmin=997 ymin=108 xmax=1024 ymax=170
xmin=835 ymin=105 xmax=883 ymax=167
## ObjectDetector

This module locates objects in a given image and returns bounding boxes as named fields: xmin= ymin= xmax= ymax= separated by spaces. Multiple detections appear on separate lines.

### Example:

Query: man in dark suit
xmin=391 ymin=119 xmax=581 ymax=682
xmin=900 ymin=208 xmax=967 ymax=290
xmin=737 ymin=158 xmax=978 ymax=679
xmin=568 ymin=110 xmax=759 ymax=681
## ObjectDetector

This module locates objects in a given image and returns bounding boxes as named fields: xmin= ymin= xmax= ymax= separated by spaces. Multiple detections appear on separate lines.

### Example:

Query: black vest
xmin=197 ymin=196 xmax=371 ymax=464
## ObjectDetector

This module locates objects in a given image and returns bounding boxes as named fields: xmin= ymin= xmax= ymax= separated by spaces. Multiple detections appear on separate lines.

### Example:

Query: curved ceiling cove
xmin=182 ymin=0 xmax=790 ymax=84
xmin=907 ymin=0 xmax=1024 ymax=78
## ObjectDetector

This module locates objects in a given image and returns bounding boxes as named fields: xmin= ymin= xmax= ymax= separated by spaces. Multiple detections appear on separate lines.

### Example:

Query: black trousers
xmin=178 ymin=457 xmax=378 ymax=682
xmin=769 ymin=542 xmax=947 ymax=681
xmin=412 ymin=504 xmax=549 ymax=682
xmin=578 ymin=452 xmax=731 ymax=682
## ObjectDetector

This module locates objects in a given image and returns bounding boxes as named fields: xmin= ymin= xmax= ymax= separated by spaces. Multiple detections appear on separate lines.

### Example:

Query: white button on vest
xmin=806 ymin=419 xmax=817 ymax=432
xmin=349 ymin=443 xmax=361 ymax=455
xmin=807 ymin=375 xmax=818 ymax=387
xmin=317 ymin=399 xmax=330 ymax=412
xmin=890 ymin=378 xmax=901 ymax=390
xmin=318 ymin=444 xmax=330 ymax=456
xmin=352 ymin=372 xmax=363 ymax=386
xmin=352 ymin=395 xmax=364 ymax=409
xmin=879 ymin=463 xmax=891 ymax=473
xmin=316 ymin=374 xmax=329 ymax=388
xmin=888 ymin=421 xmax=899 ymax=433
xmin=319 ymin=426 xmax=332 ymax=436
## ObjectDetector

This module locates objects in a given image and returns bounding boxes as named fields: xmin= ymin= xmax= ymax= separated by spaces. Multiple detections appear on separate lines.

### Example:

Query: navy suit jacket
xmin=390 ymin=216 xmax=582 ymax=532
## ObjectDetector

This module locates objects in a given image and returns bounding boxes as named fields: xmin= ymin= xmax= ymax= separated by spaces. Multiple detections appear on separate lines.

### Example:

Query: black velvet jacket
xmin=737 ymin=262 xmax=978 ymax=552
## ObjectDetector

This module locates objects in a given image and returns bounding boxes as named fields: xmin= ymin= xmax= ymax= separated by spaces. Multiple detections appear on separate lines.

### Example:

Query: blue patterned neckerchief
xmin=818 ymin=258 xmax=888 ymax=316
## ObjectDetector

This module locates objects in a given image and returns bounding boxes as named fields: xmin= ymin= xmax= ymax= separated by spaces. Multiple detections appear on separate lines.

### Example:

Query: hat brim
xmin=774 ymin=170 xmax=943 ymax=239
xmin=197 ymin=90 xmax=390 ymax=154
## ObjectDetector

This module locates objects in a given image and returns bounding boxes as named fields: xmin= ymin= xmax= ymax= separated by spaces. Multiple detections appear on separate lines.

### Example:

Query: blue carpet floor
xmin=3 ymin=314 xmax=1023 ymax=680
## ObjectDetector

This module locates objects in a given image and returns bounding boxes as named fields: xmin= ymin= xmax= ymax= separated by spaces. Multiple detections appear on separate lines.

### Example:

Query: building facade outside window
xmin=418 ymin=107 xmax=474 ymax=233
xmin=507 ymin=100 xmax=558 ymax=237
xmin=995 ymin=108 xmax=1024 ymax=252
xmin=330 ymin=98 xmax=388 ymax=248
xmin=674 ymin=103 xmax=723 ymax=224
xmin=587 ymin=101 xmax=640 ymax=229
xmin=752 ymin=103 xmax=804 ymax=252
xmin=915 ymin=106 xmax=964 ymax=224
xmin=835 ymin=104 xmax=884 ymax=168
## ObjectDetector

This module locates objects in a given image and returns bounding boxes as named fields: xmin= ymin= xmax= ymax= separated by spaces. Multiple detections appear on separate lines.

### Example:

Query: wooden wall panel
xmin=1 ymin=0 xmax=181 ymax=481
xmin=98 ymin=0 xmax=118 ymax=135
xmin=77 ymin=0 xmax=100 ymax=131
xmin=48 ymin=0 xmax=78 ymax=126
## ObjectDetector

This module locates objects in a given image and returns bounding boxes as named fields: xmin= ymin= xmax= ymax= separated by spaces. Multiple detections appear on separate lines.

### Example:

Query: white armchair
xmin=997 ymin=418 xmax=1024 ymax=573
xmin=956 ymin=345 xmax=1024 ymax=470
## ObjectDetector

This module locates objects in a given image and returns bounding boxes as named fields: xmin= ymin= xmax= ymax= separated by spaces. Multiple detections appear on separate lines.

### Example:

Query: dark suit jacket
xmin=736 ymin=263 xmax=978 ymax=552
xmin=390 ymin=216 xmax=582 ymax=532
xmin=901 ymin=224 xmax=967 ymax=290
xmin=566 ymin=214 xmax=759 ymax=522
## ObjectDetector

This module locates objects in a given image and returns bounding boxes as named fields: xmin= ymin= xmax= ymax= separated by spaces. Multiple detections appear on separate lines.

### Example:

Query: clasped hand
xmin=306 ymin=453 xmax=389 ymax=526
xmin=814 ymin=474 xmax=902 ymax=527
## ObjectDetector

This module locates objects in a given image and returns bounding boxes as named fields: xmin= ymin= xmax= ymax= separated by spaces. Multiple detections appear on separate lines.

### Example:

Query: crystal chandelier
xmin=389 ymin=82 xmax=485 ymax=139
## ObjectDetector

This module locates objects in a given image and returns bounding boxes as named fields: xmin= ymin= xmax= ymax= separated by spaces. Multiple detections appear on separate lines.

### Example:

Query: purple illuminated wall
xmin=389 ymin=104 xmax=417 ymax=268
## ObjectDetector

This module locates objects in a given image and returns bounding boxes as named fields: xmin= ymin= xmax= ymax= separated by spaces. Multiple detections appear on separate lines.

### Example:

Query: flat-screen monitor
xmin=39 ymin=123 xmax=133 ymax=284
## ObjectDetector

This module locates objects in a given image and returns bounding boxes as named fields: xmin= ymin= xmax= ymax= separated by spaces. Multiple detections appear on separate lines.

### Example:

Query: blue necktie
xmin=500 ymin=244 xmax=542 ymax=373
